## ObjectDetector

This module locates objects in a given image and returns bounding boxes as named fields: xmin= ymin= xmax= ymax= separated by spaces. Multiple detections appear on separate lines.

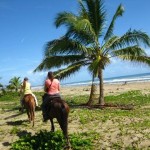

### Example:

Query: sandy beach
xmin=60 ymin=81 xmax=150 ymax=96
xmin=0 ymin=81 xmax=150 ymax=150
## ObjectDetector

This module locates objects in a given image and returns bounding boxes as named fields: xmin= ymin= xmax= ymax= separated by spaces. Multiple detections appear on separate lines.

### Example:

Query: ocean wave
xmin=32 ymin=73 xmax=150 ymax=88
xmin=62 ymin=73 xmax=150 ymax=86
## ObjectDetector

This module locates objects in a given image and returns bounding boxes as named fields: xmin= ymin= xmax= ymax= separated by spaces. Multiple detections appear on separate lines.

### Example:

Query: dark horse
xmin=23 ymin=94 xmax=36 ymax=127
xmin=43 ymin=96 xmax=70 ymax=148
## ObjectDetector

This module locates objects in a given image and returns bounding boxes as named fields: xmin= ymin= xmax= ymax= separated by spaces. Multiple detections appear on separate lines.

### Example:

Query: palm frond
xmin=78 ymin=0 xmax=89 ymax=19
xmin=54 ymin=10 xmax=96 ymax=45
xmin=0 ymin=83 xmax=3 ymax=88
xmin=55 ymin=12 xmax=78 ymax=28
xmin=44 ymin=36 xmax=89 ymax=56
xmin=82 ymin=0 xmax=106 ymax=37
xmin=53 ymin=61 xmax=85 ymax=80
xmin=66 ymin=18 xmax=97 ymax=44
xmin=34 ymin=55 xmax=85 ymax=72
xmin=112 ymin=45 xmax=146 ymax=58
xmin=101 ymin=36 xmax=120 ymax=54
xmin=112 ymin=46 xmax=150 ymax=66
xmin=103 ymin=4 xmax=124 ymax=41
xmin=120 ymin=55 xmax=150 ymax=66
xmin=110 ymin=29 xmax=150 ymax=49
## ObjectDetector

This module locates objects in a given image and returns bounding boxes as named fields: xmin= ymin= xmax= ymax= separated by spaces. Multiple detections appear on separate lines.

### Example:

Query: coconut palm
xmin=34 ymin=0 xmax=150 ymax=105
xmin=8 ymin=76 xmax=21 ymax=92
xmin=0 ymin=83 xmax=3 ymax=94
xmin=0 ymin=83 xmax=3 ymax=88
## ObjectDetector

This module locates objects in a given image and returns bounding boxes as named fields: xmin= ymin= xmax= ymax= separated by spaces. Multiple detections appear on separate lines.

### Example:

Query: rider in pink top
xmin=42 ymin=71 xmax=61 ymax=122
xmin=45 ymin=71 xmax=60 ymax=95
xmin=45 ymin=78 xmax=60 ymax=95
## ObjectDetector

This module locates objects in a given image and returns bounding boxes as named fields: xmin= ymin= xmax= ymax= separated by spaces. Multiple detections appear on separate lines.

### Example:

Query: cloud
xmin=27 ymin=69 xmax=47 ymax=76
xmin=145 ymin=48 xmax=150 ymax=55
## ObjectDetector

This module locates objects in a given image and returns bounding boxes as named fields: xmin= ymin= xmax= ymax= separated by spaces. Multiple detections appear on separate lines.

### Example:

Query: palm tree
xmin=8 ymin=77 xmax=21 ymax=92
xmin=0 ymin=77 xmax=3 ymax=92
xmin=35 ymin=0 xmax=150 ymax=105
xmin=0 ymin=82 xmax=3 ymax=88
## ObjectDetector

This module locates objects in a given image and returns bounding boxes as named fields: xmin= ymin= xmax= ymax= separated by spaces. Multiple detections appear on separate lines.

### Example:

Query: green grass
xmin=0 ymin=90 xmax=150 ymax=149
xmin=105 ymin=90 xmax=150 ymax=105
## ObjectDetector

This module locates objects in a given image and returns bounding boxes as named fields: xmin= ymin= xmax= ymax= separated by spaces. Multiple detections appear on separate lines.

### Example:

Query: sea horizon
xmin=32 ymin=72 xmax=150 ymax=90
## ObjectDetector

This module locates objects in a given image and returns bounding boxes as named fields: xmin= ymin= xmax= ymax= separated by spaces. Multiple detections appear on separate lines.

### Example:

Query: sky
xmin=0 ymin=0 xmax=150 ymax=86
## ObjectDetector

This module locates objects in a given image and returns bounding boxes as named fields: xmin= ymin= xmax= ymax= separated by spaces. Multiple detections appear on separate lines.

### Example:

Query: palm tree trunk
xmin=98 ymin=68 xmax=105 ymax=105
xmin=86 ymin=75 xmax=95 ymax=106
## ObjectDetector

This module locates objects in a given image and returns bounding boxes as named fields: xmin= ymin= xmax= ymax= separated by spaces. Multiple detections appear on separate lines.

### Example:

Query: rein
xmin=46 ymin=79 xmax=53 ymax=92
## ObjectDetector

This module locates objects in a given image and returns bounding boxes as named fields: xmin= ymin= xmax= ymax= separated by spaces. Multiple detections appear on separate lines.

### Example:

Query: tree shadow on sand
xmin=6 ymin=119 xmax=29 ymax=126
xmin=17 ymin=130 xmax=32 ymax=137
xmin=70 ymin=103 xmax=134 ymax=110
xmin=4 ymin=112 xmax=22 ymax=120
xmin=2 ymin=142 xmax=11 ymax=147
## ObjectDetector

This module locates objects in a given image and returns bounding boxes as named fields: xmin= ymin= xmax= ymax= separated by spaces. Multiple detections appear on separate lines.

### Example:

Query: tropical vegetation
xmin=34 ymin=0 xmax=150 ymax=105
xmin=7 ymin=76 xmax=21 ymax=92
xmin=0 ymin=77 xmax=5 ymax=95
xmin=0 ymin=77 xmax=3 ymax=89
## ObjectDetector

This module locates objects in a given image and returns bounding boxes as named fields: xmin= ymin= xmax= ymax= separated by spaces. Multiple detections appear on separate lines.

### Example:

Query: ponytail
xmin=48 ymin=71 xmax=54 ymax=82
xmin=23 ymin=80 xmax=26 ymax=89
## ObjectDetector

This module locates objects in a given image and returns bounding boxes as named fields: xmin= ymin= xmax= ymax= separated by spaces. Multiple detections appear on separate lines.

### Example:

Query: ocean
xmin=32 ymin=72 xmax=150 ymax=90
xmin=62 ymin=72 xmax=150 ymax=86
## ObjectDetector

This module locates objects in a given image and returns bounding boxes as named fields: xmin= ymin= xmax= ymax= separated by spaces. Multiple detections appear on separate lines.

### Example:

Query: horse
xmin=43 ymin=96 xmax=70 ymax=149
xmin=23 ymin=94 xmax=36 ymax=127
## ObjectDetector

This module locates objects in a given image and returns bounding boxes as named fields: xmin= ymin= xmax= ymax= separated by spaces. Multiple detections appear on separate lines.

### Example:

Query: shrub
xmin=11 ymin=130 xmax=93 ymax=150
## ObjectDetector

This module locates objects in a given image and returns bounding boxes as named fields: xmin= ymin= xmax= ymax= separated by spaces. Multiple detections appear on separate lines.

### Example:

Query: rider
xmin=20 ymin=77 xmax=38 ymax=111
xmin=42 ymin=71 xmax=61 ymax=122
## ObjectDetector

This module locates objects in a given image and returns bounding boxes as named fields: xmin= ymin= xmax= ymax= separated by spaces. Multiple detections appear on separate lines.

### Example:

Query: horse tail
xmin=28 ymin=95 xmax=35 ymax=127
xmin=59 ymin=102 xmax=70 ymax=142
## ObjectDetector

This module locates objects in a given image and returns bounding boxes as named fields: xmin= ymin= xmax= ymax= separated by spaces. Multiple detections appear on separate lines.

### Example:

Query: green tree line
xmin=0 ymin=76 xmax=21 ymax=95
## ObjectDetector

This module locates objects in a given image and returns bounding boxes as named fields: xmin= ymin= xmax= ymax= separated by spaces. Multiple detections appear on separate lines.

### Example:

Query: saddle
xmin=42 ymin=93 xmax=61 ymax=102
xmin=42 ymin=93 xmax=61 ymax=112
xmin=24 ymin=94 xmax=32 ymax=98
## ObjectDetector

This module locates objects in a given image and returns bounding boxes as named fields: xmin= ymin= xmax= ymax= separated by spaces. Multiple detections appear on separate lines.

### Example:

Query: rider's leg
xmin=20 ymin=98 xmax=24 ymax=112
xmin=42 ymin=94 xmax=49 ymax=122
xmin=31 ymin=93 xmax=38 ymax=106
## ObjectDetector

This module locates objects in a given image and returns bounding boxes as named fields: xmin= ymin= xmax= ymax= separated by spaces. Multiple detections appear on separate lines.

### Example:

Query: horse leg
xmin=32 ymin=109 xmax=35 ymax=127
xmin=50 ymin=118 xmax=55 ymax=132
xmin=57 ymin=115 xmax=70 ymax=148
xmin=31 ymin=108 xmax=35 ymax=127
xmin=27 ymin=110 xmax=31 ymax=123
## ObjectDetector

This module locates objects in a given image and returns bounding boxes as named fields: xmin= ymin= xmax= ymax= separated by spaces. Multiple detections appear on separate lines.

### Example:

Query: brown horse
xmin=44 ymin=97 xmax=70 ymax=148
xmin=23 ymin=94 xmax=36 ymax=127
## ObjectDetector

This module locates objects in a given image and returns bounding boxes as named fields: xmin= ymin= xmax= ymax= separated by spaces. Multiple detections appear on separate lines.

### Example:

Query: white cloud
xmin=145 ymin=48 xmax=150 ymax=55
